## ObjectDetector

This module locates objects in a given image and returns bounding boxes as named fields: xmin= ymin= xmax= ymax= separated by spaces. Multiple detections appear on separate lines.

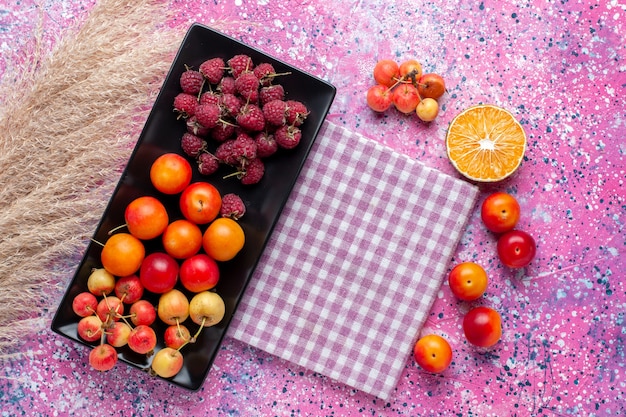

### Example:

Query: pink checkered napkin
xmin=228 ymin=122 xmax=479 ymax=400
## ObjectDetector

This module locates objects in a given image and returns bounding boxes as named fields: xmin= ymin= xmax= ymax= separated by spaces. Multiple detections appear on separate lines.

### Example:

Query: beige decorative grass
xmin=0 ymin=0 xmax=187 ymax=358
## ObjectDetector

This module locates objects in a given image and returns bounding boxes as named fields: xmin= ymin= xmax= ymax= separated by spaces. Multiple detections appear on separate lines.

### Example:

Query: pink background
xmin=1 ymin=0 xmax=624 ymax=416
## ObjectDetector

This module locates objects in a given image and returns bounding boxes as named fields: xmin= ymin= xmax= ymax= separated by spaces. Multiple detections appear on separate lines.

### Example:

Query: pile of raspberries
xmin=173 ymin=54 xmax=310 ymax=185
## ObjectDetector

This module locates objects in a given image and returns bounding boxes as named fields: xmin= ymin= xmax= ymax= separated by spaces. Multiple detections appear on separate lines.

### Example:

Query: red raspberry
xmin=220 ymin=193 xmax=246 ymax=220
xmin=210 ymin=121 xmax=236 ymax=142
xmin=219 ymin=93 xmax=242 ymax=118
xmin=215 ymin=140 xmax=238 ymax=165
xmin=236 ymin=104 xmax=265 ymax=132
xmin=286 ymin=100 xmax=309 ymax=126
xmin=181 ymin=132 xmax=206 ymax=157
xmin=217 ymin=76 xmax=236 ymax=95
xmin=186 ymin=116 xmax=210 ymax=137
xmin=180 ymin=69 xmax=204 ymax=95
xmin=253 ymin=62 xmax=276 ymax=86
xmin=246 ymin=89 xmax=259 ymax=103
xmin=233 ymin=133 xmax=257 ymax=162
xmin=228 ymin=54 xmax=254 ymax=78
xmin=235 ymin=72 xmax=260 ymax=101
xmin=195 ymin=103 xmax=221 ymax=129
xmin=274 ymin=125 xmax=302 ymax=149
xmin=259 ymin=84 xmax=285 ymax=106
xmin=173 ymin=93 xmax=198 ymax=118
xmin=197 ymin=152 xmax=220 ymax=175
xmin=255 ymin=132 xmax=278 ymax=158
xmin=200 ymin=91 xmax=220 ymax=106
xmin=240 ymin=158 xmax=265 ymax=185
xmin=199 ymin=57 xmax=225 ymax=84
xmin=262 ymin=99 xmax=288 ymax=126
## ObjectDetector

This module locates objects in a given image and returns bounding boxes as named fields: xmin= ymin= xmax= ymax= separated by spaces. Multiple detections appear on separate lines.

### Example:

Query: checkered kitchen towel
xmin=229 ymin=122 xmax=479 ymax=400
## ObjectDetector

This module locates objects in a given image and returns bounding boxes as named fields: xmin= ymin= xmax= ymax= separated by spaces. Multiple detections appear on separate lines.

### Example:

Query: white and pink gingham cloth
xmin=229 ymin=122 xmax=479 ymax=400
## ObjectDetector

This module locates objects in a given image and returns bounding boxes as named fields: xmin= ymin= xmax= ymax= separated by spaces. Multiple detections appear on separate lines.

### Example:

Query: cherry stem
xmin=391 ymin=69 xmax=420 ymax=87
xmin=191 ymin=317 xmax=207 ymax=341
xmin=107 ymin=223 xmax=128 ymax=235
xmin=119 ymin=313 xmax=134 ymax=329
xmin=386 ymin=70 xmax=419 ymax=92
xmin=90 ymin=238 xmax=105 ymax=247
xmin=386 ymin=77 xmax=405 ymax=92
xmin=175 ymin=320 xmax=187 ymax=345
xmin=93 ymin=312 xmax=104 ymax=325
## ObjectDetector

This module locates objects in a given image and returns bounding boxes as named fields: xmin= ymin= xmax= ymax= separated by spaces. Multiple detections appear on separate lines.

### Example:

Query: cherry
xmin=392 ymin=84 xmax=420 ymax=114
xmin=366 ymin=84 xmax=393 ymax=112
xmin=373 ymin=59 xmax=400 ymax=87
xmin=416 ymin=97 xmax=439 ymax=122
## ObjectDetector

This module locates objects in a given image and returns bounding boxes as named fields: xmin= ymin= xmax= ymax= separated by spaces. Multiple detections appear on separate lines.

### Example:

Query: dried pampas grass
xmin=0 ymin=0 xmax=185 ymax=358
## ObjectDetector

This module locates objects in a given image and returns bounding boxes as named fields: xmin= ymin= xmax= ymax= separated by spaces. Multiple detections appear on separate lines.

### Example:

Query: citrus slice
xmin=446 ymin=104 xmax=526 ymax=182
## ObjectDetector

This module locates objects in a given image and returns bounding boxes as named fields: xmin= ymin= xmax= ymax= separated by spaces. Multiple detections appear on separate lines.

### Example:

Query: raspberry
xmin=173 ymin=93 xmax=198 ymax=118
xmin=186 ymin=116 xmax=210 ymax=137
xmin=200 ymin=91 xmax=220 ymax=106
xmin=235 ymin=72 xmax=260 ymax=101
xmin=259 ymin=84 xmax=285 ymax=106
xmin=240 ymin=158 xmax=265 ymax=185
xmin=286 ymin=100 xmax=309 ymax=126
xmin=220 ymin=193 xmax=246 ymax=220
xmin=217 ymin=76 xmax=236 ymax=95
xmin=245 ymin=89 xmax=259 ymax=103
xmin=180 ymin=68 xmax=204 ymax=95
xmin=195 ymin=103 xmax=221 ymax=129
xmin=228 ymin=54 xmax=254 ymax=78
xmin=199 ymin=57 xmax=225 ymax=84
xmin=210 ymin=121 xmax=236 ymax=142
xmin=262 ymin=99 xmax=288 ymax=126
xmin=215 ymin=140 xmax=238 ymax=165
xmin=255 ymin=132 xmax=278 ymax=158
xmin=174 ymin=54 xmax=310 ymax=188
xmin=219 ymin=93 xmax=242 ymax=118
xmin=233 ymin=133 xmax=257 ymax=162
xmin=197 ymin=152 xmax=220 ymax=175
xmin=236 ymin=104 xmax=265 ymax=132
xmin=181 ymin=132 xmax=206 ymax=157
xmin=274 ymin=125 xmax=302 ymax=149
xmin=253 ymin=62 xmax=276 ymax=86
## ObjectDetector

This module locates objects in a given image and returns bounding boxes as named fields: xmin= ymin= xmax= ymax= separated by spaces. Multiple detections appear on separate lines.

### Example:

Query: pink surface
xmin=1 ymin=1 xmax=624 ymax=416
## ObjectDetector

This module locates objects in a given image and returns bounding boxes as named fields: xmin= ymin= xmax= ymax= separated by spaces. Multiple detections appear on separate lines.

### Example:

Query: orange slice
xmin=446 ymin=104 xmax=526 ymax=182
